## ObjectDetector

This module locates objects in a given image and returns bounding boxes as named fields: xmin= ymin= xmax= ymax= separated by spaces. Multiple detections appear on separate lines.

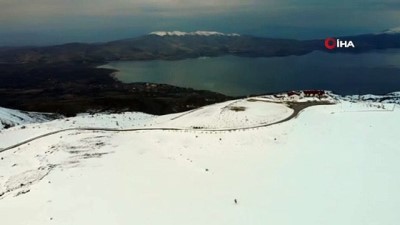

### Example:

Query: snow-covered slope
xmin=152 ymin=99 xmax=294 ymax=129
xmin=0 ymin=107 xmax=57 ymax=130
xmin=1 ymin=93 xmax=400 ymax=225
xmin=150 ymin=31 xmax=240 ymax=37
xmin=342 ymin=92 xmax=400 ymax=104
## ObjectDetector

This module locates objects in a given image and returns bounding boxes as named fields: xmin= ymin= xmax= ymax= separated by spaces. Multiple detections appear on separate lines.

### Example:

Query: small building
xmin=303 ymin=90 xmax=325 ymax=97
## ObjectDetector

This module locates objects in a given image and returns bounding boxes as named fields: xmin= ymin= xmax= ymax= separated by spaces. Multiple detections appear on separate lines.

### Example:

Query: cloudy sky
xmin=0 ymin=0 xmax=399 ymax=46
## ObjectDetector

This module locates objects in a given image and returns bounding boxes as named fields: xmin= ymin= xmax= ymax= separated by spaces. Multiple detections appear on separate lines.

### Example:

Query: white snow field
xmin=152 ymin=99 xmax=294 ymax=129
xmin=0 ymin=94 xmax=399 ymax=225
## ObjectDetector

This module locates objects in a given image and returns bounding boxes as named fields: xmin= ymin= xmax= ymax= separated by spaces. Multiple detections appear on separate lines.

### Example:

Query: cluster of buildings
xmin=287 ymin=90 xmax=327 ymax=98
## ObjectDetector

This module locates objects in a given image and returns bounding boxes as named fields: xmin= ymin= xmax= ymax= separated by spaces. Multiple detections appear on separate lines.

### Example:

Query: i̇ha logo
xmin=325 ymin=37 xmax=355 ymax=50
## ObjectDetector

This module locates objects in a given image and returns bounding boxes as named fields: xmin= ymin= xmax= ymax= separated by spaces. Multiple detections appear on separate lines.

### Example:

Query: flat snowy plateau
xmin=0 ymin=93 xmax=399 ymax=225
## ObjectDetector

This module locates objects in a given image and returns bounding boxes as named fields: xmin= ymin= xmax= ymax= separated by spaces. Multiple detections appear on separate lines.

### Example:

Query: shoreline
xmin=0 ymin=63 xmax=232 ymax=116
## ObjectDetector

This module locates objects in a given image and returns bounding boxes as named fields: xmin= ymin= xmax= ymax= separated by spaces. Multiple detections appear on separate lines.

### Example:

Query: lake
xmin=100 ymin=50 xmax=400 ymax=96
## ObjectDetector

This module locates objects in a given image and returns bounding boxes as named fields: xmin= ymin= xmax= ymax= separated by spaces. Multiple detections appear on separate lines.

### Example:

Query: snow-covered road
xmin=0 ymin=101 xmax=328 ymax=154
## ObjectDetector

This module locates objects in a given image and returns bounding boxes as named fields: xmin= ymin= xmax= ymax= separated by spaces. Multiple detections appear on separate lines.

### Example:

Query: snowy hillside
xmin=1 ymin=93 xmax=400 ymax=225
xmin=0 ymin=107 xmax=58 ymax=130
xmin=343 ymin=92 xmax=400 ymax=104
xmin=150 ymin=31 xmax=240 ymax=37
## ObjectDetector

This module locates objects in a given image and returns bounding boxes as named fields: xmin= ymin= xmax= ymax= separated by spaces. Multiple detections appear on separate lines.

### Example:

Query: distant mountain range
xmin=0 ymin=29 xmax=399 ymax=64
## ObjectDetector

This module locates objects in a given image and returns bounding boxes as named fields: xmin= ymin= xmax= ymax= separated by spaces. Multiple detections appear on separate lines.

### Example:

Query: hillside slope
xmin=1 ymin=29 xmax=400 ymax=64
xmin=0 ymin=107 xmax=57 ymax=130
xmin=0 ymin=93 xmax=399 ymax=225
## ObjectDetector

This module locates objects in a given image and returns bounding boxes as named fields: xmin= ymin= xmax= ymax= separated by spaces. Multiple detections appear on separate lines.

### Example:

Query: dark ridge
xmin=0 ymin=63 xmax=231 ymax=116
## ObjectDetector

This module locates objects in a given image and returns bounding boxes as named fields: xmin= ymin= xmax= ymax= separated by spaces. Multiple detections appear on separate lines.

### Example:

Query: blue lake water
xmin=100 ymin=50 xmax=400 ymax=96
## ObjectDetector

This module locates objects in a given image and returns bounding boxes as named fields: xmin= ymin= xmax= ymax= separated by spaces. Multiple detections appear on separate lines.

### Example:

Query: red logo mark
xmin=325 ymin=37 xmax=336 ymax=50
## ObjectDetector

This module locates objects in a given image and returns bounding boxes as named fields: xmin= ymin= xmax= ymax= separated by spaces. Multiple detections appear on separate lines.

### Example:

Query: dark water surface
xmin=100 ymin=50 xmax=400 ymax=96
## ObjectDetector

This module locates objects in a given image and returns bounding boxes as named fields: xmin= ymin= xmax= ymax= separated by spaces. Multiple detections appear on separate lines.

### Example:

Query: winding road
xmin=0 ymin=101 xmax=333 ymax=154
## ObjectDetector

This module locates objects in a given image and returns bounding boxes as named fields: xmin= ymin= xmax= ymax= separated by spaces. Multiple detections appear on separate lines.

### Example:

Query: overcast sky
xmin=0 ymin=0 xmax=399 ymax=46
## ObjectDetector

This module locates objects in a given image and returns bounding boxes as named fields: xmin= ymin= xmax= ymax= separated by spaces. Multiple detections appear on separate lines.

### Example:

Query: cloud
xmin=0 ymin=0 xmax=399 ymax=45
xmin=0 ymin=0 xmax=257 ymax=20
xmin=1 ymin=0 xmax=397 ymax=23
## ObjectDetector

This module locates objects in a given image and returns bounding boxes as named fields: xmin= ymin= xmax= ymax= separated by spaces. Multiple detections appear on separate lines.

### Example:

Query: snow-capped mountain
xmin=382 ymin=26 xmax=400 ymax=34
xmin=149 ymin=31 xmax=240 ymax=37
xmin=0 ymin=107 xmax=59 ymax=130
xmin=3 ymin=28 xmax=400 ymax=65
